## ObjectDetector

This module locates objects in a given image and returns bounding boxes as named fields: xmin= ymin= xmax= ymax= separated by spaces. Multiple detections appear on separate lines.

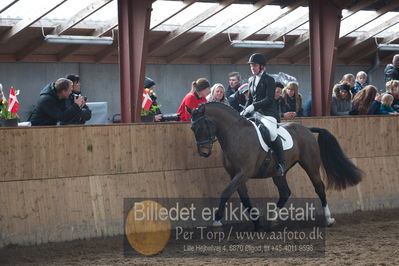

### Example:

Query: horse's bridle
xmin=192 ymin=115 xmax=217 ymax=157
xmin=192 ymin=114 xmax=244 ymax=157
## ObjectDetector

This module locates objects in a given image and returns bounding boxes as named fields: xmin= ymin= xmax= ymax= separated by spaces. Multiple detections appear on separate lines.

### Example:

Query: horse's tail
xmin=308 ymin=127 xmax=363 ymax=190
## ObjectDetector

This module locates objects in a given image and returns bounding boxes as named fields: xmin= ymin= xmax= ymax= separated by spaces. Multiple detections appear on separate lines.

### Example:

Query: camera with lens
xmin=73 ymin=93 xmax=88 ymax=102
xmin=160 ymin=113 xmax=181 ymax=122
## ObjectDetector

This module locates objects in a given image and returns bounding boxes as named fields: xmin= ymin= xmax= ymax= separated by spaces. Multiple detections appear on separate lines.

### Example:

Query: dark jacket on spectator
xmin=388 ymin=92 xmax=399 ymax=111
xmin=349 ymin=100 xmax=380 ymax=115
xmin=276 ymin=97 xmax=285 ymax=118
xmin=331 ymin=95 xmax=351 ymax=116
xmin=29 ymin=83 xmax=82 ymax=126
xmin=380 ymin=104 xmax=398 ymax=114
xmin=281 ymin=95 xmax=303 ymax=117
xmin=354 ymin=81 xmax=367 ymax=93
xmin=226 ymin=84 xmax=241 ymax=98
xmin=384 ymin=64 xmax=399 ymax=82
xmin=60 ymin=92 xmax=91 ymax=125
xmin=303 ymin=96 xmax=312 ymax=117
xmin=228 ymin=90 xmax=246 ymax=112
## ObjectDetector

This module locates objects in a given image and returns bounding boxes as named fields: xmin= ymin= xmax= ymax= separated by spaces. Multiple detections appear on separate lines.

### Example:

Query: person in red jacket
xmin=177 ymin=78 xmax=210 ymax=121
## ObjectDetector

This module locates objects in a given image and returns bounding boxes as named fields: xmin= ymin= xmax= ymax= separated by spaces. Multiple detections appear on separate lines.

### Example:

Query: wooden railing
xmin=0 ymin=116 xmax=398 ymax=247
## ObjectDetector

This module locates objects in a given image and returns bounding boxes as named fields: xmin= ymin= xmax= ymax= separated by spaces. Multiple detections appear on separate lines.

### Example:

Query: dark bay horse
xmin=188 ymin=102 xmax=362 ymax=229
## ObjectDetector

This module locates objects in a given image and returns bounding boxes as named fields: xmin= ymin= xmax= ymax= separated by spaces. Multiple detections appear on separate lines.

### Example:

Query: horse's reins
xmin=193 ymin=114 xmax=244 ymax=157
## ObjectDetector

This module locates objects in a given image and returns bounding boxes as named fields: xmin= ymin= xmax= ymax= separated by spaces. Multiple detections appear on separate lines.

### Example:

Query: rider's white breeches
xmin=259 ymin=116 xmax=278 ymax=141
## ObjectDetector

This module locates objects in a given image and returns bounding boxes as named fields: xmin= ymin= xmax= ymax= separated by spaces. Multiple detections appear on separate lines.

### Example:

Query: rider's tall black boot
xmin=270 ymin=136 xmax=285 ymax=176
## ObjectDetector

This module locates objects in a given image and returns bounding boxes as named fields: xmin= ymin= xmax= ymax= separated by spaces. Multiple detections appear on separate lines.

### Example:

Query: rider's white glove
xmin=241 ymin=104 xmax=255 ymax=116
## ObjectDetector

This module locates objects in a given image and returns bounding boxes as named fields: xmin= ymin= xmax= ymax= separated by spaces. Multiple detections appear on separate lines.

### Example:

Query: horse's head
xmin=187 ymin=104 xmax=217 ymax=158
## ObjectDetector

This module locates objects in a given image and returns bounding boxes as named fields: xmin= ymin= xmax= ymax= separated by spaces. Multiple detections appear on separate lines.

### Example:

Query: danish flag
xmin=142 ymin=90 xmax=153 ymax=111
xmin=7 ymin=87 xmax=19 ymax=114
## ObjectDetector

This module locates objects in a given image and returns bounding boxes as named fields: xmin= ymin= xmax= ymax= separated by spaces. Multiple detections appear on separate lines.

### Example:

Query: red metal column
xmin=309 ymin=0 xmax=342 ymax=116
xmin=118 ymin=0 xmax=153 ymax=123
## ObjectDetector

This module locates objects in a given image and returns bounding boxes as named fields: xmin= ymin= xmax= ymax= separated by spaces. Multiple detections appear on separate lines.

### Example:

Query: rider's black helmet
xmin=247 ymin=53 xmax=266 ymax=66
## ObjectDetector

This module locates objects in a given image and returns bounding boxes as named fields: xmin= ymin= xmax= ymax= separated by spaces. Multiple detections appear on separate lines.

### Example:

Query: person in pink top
xmin=177 ymin=78 xmax=210 ymax=121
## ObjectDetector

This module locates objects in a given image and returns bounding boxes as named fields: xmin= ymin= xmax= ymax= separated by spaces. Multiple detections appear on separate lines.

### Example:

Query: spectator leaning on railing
xmin=331 ymin=83 xmax=352 ymax=116
xmin=385 ymin=80 xmax=399 ymax=111
xmin=379 ymin=94 xmax=399 ymax=115
xmin=349 ymin=85 xmax=381 ymax=115
xmin=29 ymin=78 xmax=85 ymax=126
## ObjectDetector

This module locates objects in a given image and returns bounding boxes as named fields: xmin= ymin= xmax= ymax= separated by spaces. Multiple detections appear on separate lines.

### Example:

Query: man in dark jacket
xmin=61 ymin=75 xmax=91 ymax=125
xmin=241 ymin=53 xmax=285 ymax=176
xmin=226 ymin=72 xmax=242 ymax=98
xmin=384 ymin=54 xmax=399 ymax=82
xmin=228 ymin=83 xmax=249 ymax=112
xmin=29 ymin=78 xmax=85 ymax=126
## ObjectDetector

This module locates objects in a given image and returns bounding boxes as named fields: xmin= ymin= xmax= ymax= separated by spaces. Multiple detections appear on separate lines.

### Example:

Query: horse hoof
xmin=326 ymin=217 xmax=335 ymax=226
xmin=213 ymin=220 xmax=223 ymax=227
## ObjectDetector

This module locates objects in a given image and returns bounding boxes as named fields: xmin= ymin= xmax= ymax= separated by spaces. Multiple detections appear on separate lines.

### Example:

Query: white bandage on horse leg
xmin=324 ymin=204 xmax=335 ymax=226
xmin=213 ymin=220 xmax=223 ymax=227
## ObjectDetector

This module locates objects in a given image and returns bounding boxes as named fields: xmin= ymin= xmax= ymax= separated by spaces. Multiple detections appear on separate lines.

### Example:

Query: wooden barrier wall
xmin=0 ymin=116 xmax=399 ymax=247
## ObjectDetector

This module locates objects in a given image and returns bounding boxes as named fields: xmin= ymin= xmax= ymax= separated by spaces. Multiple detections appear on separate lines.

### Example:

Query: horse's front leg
xmin=237 ymin=184 xmax=262 ymax=231
xmin=213 ymin=172 xmax=247 ymax=227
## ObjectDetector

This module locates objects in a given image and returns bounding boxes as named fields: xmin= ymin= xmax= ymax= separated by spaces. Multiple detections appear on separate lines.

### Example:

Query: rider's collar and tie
xmin=251 ymin=71 xmax=264 ymax=93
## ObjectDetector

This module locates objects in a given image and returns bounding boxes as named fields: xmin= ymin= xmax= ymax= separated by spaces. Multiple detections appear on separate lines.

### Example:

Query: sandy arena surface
xmin=1 ymin=208 xmax=398 ymax=265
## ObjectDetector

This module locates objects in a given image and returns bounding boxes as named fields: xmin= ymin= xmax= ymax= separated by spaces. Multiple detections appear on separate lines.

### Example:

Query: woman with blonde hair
xmin=176 ymin=78 xmax=210 ymax=121
xmin=281 ymin=82 xmax=303 ymax=118
xmin=385 ymin=80 xmax=399 ymax=111
xmin=340 ymin=73 xmax=356 ymax=96
xmin=349 ymin=85 xmax=381 ymax=115
xmin=206 ymin=83 xmax=229 ymax=105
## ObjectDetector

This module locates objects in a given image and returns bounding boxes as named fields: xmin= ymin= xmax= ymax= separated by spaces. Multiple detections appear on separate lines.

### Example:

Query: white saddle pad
xmin=249 ymin=120 xmax=294 ymax=152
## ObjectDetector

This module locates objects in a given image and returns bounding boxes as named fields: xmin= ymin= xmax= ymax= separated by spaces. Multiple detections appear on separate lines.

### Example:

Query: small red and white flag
xmin=7 ymin=87 xmax=20 ymax=114
xmin=142 ymin=90 xmax=153 ymax=111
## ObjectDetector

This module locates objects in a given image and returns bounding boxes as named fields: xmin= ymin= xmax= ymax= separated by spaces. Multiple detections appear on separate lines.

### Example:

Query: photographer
xmin=60 ymin=75 xmax=91 ymax=125
xmin=29 ymin=78 xmax=85 ymax=126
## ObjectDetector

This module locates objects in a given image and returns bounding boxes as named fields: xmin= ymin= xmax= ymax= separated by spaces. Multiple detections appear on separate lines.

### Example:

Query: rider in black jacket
xmin=241 ymin=53 xmax=285 ymax=176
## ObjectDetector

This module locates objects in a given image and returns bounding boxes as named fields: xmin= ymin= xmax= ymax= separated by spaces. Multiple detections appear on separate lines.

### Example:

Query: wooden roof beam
xmin=149 ymin=0 xmax=237 ymax=54
xmin=21 ymin=2 xmax=116 ymax=62
xmin=341 ymin=13 xmax=399 ymax=59
xmin=207 ymin=0 xmax=367 ymax=64
xmin=0 ymin=0 xmax=19 ymax=14
xmin=56 ymin=17 xmax=119 ymax=61
xmin=265 ymin=13 xmax=308 ymax=41
xmin=235 ymin=0 xmax=305 ymax=41
xmin=92 ymin=17 xmax=118 ymax=37
xmin=53 ymin=0 xmax=113 ymax=35
xmin=260 ymin=0 xmax=384 ymax=63
xmin=150 ymin=0 xmax=197 ymax=30
xmin=339 ymin=1 xmax=399 ymax=38
xmin=95 ymin=42 xmax=118 ymax=62
xmin=15 ymin=37 xmax=45 ymax=61
xmin=166 ymin=0 xmax=273 ymax=63
xmin=0 ymin=0 xmax=67 ymax=43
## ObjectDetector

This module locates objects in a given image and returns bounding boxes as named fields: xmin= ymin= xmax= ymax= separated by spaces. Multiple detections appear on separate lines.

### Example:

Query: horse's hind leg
xmin=272 ymin=175 xmax=291 ymax=209
xmin=237 ymin=184 xmax=262 ymax=231
xmin=299 ymin=161 xmax=335 ymax=226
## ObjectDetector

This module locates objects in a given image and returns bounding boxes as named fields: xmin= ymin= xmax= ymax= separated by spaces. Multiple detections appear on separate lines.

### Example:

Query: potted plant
xmin=0 ymin=87 xmax=19 ymax=127
xmin=140 ymin=104 xmax=161 ymax=122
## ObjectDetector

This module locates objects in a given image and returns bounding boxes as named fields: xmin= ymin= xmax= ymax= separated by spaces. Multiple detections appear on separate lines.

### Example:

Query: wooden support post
xmin=118 ymin=0 xmax=153 ymax=123
xmin=309 ymin=0 xmax=342 ymax=116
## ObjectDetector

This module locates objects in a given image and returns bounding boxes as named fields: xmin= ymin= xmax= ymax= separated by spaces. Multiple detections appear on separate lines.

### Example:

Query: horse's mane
xmin=198 ymin=102 xmax=241 ymax=118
